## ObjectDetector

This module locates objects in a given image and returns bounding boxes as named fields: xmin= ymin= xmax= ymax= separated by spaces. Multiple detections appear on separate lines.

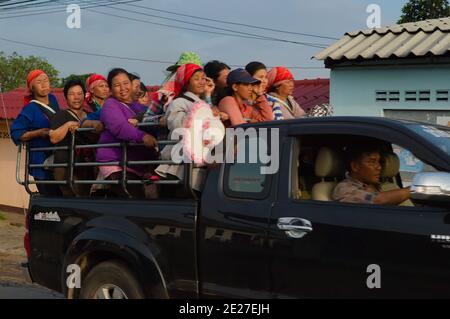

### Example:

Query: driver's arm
xmin=373 ymin=187 xmax=411 ymax=206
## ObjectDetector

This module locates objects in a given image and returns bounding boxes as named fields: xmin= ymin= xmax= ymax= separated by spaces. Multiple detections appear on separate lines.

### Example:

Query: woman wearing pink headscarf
xmin=267 ymin=66 xmax=305 ymax=120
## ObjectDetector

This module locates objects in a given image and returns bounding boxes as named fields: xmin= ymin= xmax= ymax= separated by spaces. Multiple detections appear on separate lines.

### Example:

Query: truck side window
xmin=223 ymin=136 xmax=271 ymax=199
xmin=227 ymin=163 xmax=265 ymax=193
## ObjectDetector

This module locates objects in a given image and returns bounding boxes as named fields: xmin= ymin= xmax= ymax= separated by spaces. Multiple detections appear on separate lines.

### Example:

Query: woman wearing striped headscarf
xmin=267 ymin=66 xmax=306 ymax=120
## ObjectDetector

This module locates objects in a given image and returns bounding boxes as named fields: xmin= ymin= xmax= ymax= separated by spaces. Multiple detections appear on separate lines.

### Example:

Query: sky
xmin=0 ymin=0 xmax=407 ymax=85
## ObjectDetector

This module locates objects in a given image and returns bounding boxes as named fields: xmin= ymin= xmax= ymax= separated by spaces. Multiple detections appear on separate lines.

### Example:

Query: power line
xmin=0 ymin=1 xmax=111 ymax=17
xmin=0 ymin=35 xmax=324 ymax=70
xmin=0 ymin=0 xmax=41 ymax=8
xmin=0 ymin=1 xmax=92 ymax=17
xmin=88 ymin=8 xmax=327 ymax=49
xmin=0 ymin=0 xmax=94 ymax=12
xmin=0 ymin=0 xmax=332 ymax=49
xmin=0 ymin=0 xmax=78 ymax=13
xmin=0 ymin=1 xmax=56 ymax=13
xmin=0 ymin=0 xmax=326 ymax=69
xmin=100 ymin=3 xmax=331 ymax=48
xmin=122 ymin=2 xmax=340 ymax=41
xmin=0 ymin=0 xmax=142 ymax=19
xmin=0 ymin=35 xmax=173 ymax=63
xmin=0 ymin=0 xmax=121 ymax=16
xmin=0 ymin=0 xmax=332 ymax=48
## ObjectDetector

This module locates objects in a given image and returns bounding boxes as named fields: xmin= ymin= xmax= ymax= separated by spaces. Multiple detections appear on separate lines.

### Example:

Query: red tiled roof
xmin=0 ymin=80 xmax=330 ymax=119
xmin=0 ymin=87 xmax=161 ymax=120
xmin=293 ymin=78 xmax=330 ymax=112
xmin=0 ymin=88 xmax=68 ymax=119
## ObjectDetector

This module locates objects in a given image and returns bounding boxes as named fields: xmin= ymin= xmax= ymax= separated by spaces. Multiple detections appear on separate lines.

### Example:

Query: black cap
xmin=226 ymin=68 xmax=261 ymax=86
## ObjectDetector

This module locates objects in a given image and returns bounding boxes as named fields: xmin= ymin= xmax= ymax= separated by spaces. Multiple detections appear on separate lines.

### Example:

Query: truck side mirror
xmin=411 ymin=172 xmax=450 ymax=206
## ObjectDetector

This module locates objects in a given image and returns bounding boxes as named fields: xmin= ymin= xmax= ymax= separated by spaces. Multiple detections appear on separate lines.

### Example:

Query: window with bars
xmin=436 ymin=90 xmax=449 ymax=102
xmin=405 ymin=91 xmax=417 ymax=102
xmin=376 ymin=91 xmax=387 ymax=102
xmin=376 ymin=91 xmax=400 ymax=102
xmin=376 ymin=90 xmax=449 ymax=102
xmin=419 ymin=90 xmax=431 ymax=102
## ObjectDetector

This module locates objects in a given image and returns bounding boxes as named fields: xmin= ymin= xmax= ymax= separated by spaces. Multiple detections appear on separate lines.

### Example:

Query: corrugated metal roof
xmin=315 ymin=17 xmax=450 ymax=62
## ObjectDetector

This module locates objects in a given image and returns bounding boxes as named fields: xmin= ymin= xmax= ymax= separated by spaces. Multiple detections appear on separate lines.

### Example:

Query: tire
xmin=79 ymin=260 xmax=145 ymax=299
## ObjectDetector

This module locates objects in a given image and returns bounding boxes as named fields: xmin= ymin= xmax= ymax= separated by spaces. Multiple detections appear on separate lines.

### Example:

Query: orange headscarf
xmin=267 ymin=66 xmax=294 ymax=92
xmin=24 ymin=69 xmax=47 ymax=105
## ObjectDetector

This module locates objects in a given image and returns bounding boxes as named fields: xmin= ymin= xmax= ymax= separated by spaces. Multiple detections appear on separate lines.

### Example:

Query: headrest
xmin=381 ymin=152 xmax=400 ymax=178
xmin=315 ymin=147 xmax=343 ymax=178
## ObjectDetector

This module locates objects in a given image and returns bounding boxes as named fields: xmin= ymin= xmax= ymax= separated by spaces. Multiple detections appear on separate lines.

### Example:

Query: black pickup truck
xmin=19 ymin=117 xmax=450 ymax=299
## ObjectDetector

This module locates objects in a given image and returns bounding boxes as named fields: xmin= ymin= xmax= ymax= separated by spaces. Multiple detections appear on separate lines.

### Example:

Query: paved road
xmin=0 ymin=211 xmax=64 ymax=299
xmin=0 ymin=282 xmax=64 ymax=299
xmin=0 ymin=284 xmax=63 ymax=299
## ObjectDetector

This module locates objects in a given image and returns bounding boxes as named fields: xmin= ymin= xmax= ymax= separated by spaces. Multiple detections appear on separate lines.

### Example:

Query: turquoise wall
xmin=330 ymin=65 xmax=450 ymax=116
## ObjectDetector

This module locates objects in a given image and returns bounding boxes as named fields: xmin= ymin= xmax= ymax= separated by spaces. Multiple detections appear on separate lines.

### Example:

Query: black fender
xmin=62 ymin=226 xmax=169 ymax=299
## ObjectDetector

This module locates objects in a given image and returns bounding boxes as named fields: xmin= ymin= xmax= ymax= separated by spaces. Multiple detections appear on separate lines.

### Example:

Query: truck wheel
xmin=80 ymin=260 xmax=145 ymax=299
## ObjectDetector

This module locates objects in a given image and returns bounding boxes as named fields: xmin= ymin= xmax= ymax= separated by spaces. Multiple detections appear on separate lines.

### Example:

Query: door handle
xmin=277 ymin=217 xmax=313 ymax=239
xmin=278 ymin=224 xmax=312 ymax=232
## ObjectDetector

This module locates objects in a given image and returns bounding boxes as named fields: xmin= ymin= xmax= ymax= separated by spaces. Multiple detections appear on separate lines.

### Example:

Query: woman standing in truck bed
xmin=95 ymin=68 xmax=159 ymax=198
xmin=155 ymin=63 xmax=215 ymax=192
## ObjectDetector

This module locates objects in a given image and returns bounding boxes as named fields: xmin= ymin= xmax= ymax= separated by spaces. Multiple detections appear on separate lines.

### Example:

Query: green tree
xmin=0 ymin=52 xmax=60 ymax=92
xmin=398 ymin=0 xmax=450 ymax=23
xmin=59 ymin=73 xmax=92 ymax=88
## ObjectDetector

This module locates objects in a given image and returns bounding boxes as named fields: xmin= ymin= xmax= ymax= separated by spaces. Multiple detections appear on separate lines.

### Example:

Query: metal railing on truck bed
xmin=15 ymin=123 xmax=194 ymax=198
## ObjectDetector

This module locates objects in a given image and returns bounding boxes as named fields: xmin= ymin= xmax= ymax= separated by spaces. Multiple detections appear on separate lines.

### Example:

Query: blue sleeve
xmin=48 ymin=93 xmax=60 ymax=111
xmin=10 ymin=106 xmax=34 ymax=146
xmin=84 ymin=110 xmax=101 ymax=122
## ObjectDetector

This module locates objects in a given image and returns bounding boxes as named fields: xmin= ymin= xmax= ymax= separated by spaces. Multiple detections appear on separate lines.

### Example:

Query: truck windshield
xmin=409 ymin=124 xmax=450 ymax=157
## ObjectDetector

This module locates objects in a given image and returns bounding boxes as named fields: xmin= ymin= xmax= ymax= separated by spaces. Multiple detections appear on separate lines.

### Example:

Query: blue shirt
xmin=83 ymin=100 xmax=102 ymax=122
xmin=84 ymin=109 xmax=101 ymax=122
xmin=10 ymin=94 xmax=60 ymax=179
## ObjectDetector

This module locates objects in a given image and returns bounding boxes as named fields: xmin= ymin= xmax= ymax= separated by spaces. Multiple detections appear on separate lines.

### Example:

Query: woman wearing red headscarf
xmin=85 ymin=74 xmax=110 ymax=114
xmin=81 ymin=74 xmax=109 ymax=133
xmin=266 ymin=66 xmax=305 ymax=120
xmin=155 ymin=63 xmax=213 ymax=191
xmin=10 ymin=70 xmax=61 ymax=196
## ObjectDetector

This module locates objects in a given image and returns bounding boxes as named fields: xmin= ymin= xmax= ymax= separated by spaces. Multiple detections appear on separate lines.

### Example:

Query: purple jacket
xmin=97 ymin=97 xmax=156 ymax=173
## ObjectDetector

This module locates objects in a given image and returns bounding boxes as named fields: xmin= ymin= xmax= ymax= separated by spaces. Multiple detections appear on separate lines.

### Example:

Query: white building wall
xmin=0 ymin=137 xmax=36 ymax=209
xmin=330 ymin=64 xmax=450 ymax=120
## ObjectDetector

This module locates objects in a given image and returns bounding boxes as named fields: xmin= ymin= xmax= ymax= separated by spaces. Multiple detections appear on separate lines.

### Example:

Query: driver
xmin=332 ymin=143 xmax=411 ymax=205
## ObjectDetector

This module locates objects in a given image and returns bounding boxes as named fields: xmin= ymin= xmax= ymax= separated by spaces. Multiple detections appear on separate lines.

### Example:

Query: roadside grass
xmin=0 ymin=211 xmax=5 ymax=221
